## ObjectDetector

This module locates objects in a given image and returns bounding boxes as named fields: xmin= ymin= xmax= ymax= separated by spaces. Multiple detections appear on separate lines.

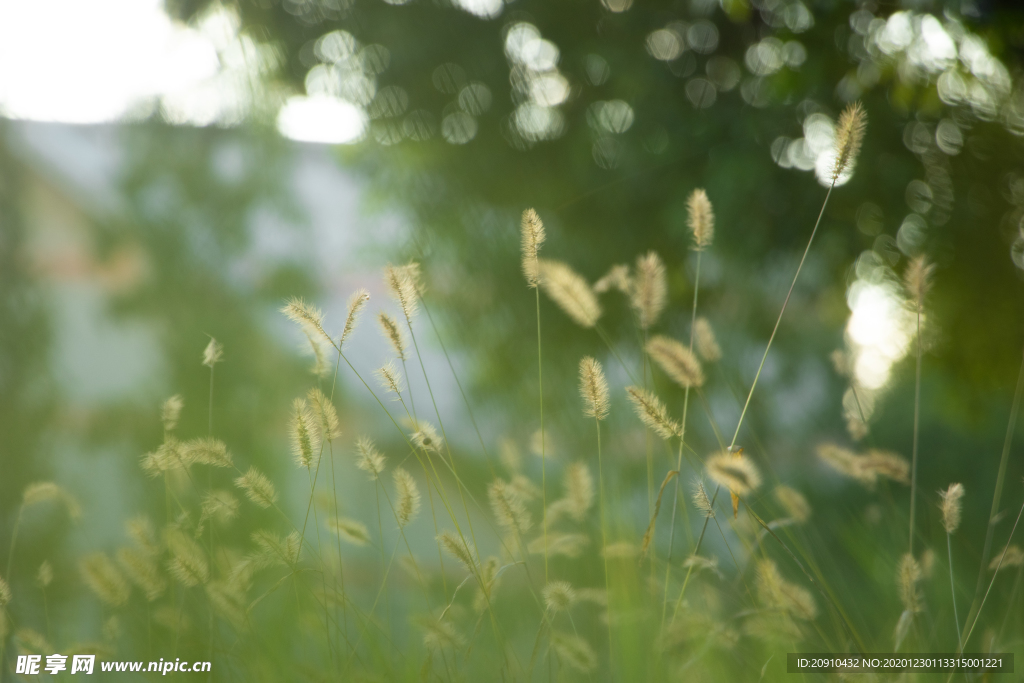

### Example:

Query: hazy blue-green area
xmin=3 ymin=0 xmax=1024 ymax=680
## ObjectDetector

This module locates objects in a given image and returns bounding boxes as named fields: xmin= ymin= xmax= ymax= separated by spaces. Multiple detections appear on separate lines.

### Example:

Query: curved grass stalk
xmin=537 ymin=287 xmax=549 ymax=583
xmin=947 ymin=532 xmax=962 ymax=646
xmin=908 ymin=307 xmax=923 ymax=554
xmin=672 ymin=182 xmax=836 ymax=626
xmin=959 ymin=495 xmax=1024 ymax=653
xmin=662 ymin=249 xmax=703 ymax=624
xmin=963 ymin=348 xmax=1024 ymax=633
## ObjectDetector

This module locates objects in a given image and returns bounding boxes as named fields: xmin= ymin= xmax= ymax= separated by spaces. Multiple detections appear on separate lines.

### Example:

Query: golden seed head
xmin=116 ymin=547 xmax=166 ymax=601
xmin=377 ymin=311 xmax=407 ymax=361
xmin=162 ymin=394 xmax=184 ymax=432
xmin=182 ymin=437 xmax=233 ymax=468
xmin=578 ymin=356 xmax=610 ymax=421
xmin=437 ymin=530 xmax=475 ymax=572
xmin=329 ymin=517 xmax=371 ymax=546
xmin=646 ymin=335 xmax=705 ymax=389
xmin=774 ymin=485 xmax=811 ymax=523
xmin=202 ymin=337 xmax=223 ymax=368
xmin=0 ymin=574 xmax=10 ymax=607
xmin=692 ymin=479 xmax=715 ymax=518
xmin=593 ymin=263 xmax=632 ymax=295
xmin=488 ymin=479 xmax=532 ymax=536
xmin=166 ymin=531 xmax=210 ymax=588
xmin=939 ymin=483 xmax=964 ymax=534
xmin=376 ymin=361 xmax=403 ymax=398
xmin=393 ymin=467 xmax=421 ymax=528
xmin=693 ymin=317 xmax=722 ymax=363
xmin=625 ymin=386 xmax=680 ymax=440
xmin=538 ymin=259 xmax=602 ymax=328
xmin=990 ymin=545 xmax=1024 ymax=571
xmin=756 ymin=559 xmax=817 ymax=620
xmin=410 ymin=421 xmax=443 ymax=453
xmin=550 ymin=632 xmax=597 ymax=674
xmin=355 ymin=436 xmax=386 ymax=480
xmin=290 ymin=397 xmax=321 ymax=469
xmin=563 ymin=462 xmax=594 ymax=522
xmin=521 ymin=208 xmax=546 ymax=288
xmin=80 ymin=553 xmax=130 ymax=607
xmin=235 ymin=467 xmax=278 ymax=508
xmin=340 ymin=288 xmax=370 ymax=348
xmin=385 ymin=262 xmax=421 ymax=320
xmin=687 ymin=189 xmax=714 ymax=250
xmin=631 ymin=251 xmax=667 ymax=330
xmin=705 ymin=450 xmax=761 ymax=497
xmin=832 ymin=101 xmax=867 ymax=181
xmin=307 ymin=387 xmax=341 ymax=441
xmin=543 ymin=581 xmax=577 ymax=612
xmin=904 ymin=254 xmax=935 ymax=312
xmin=898 ymin=552 xmax=922 ymax=613
xmin=281 ymin=297 xmax=332 ymax=347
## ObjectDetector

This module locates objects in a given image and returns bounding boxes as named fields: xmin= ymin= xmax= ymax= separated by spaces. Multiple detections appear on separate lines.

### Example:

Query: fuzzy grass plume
xmin=693 ymin=317 xmax=721 ymax=363
xmin=538 ymin=259 xmax=601 ymax=328
xmin=646 ymin=335 xmax=705 ymax=389
xmin=235 ymin=467 xmax=278 ymax=508
xmin=378 ymin=311 xmax=407 ymax=361
xmin=579 ymin=356 xmax=609 ymax=420
xmin=626 ymin=386 xmax=680 ymax=439
xmin=393 ymin=467 xmax=421 ymax=528
xmin=687 ymin=189 xmax=714 ymax=250
xmin=940 ymin=483 xmax=964 ymax=534
xmin=202 ymin=337 xmax=223 ymax=368
xmin=290 ymin=397 xmax=321 ymax=468
xmin=355 ymin=436 xmax=386 ymax=480
xmin=341 ymin=288 xmax=370 ymax=348
xmin=832 ymin=101 xmax=867 ymax=181
xmin=904 ymin=255 xmax=935 ymax=312
xmin=521 ymin=208 xmax=545 ymax=288
xmin=705 ymin=450 xmax=761 ymax=497
xmin=631 ymin=251 xmax=666 ymax=329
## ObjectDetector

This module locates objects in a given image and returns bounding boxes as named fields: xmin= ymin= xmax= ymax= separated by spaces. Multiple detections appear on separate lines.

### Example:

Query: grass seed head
xmin=80 ymin=553 xmax=130 ymax=607
xmin=384 ymin=262 xmax=421 ymax=320
xmin=543 ymin=581 xmax=577 ymax=612
xmin=281 ymin=297 xmax=332 ymax=347
xmin=631 ymin=251 xmax=666 ymax=329
xmin=376 ymin=360 xmax=403 ymax=398
xmin=832 ymin=101 xmax=867 ymax=181
xmin=687 ymin=189 xmax=714 ymax=250
xmin=579 ymin=356 xmax=610 ymax=421
xmin=437 ymin=530 xmax=475 ymax=572
xmin=904 ymin=254 xmax=935 ymax=312
xmin=646 ymin=335 xmax=705 ymax=389
xmin=307 ymin=387 xmax=341 ymax=441
xmin=340 ymin=288 xmax=370 ymax=348
xmin=235 ymin=467 xmax=278 ymax=508
xmin=202 ymin=337 xmax=223 ymax=368
xmin=393 ymin=467 xmax=421 ymax=528
xmin=521 ymin=208 xmax=546 ymax=288
xmin=377 ymin=311 xmax=407 ymax=361
xmin=706 ymin=450 xmax=761 ymax=497
xmin=939 ymin=482 xmax=964 ymax=534
xmin=626 ymin=386 xmax=680 ymax=440
xmin=161 ymin=394 xmax=184 ymax=432
xmin=290 ymin=397 xmax=321 ymax=468
xmin=355 ymin=436 xmax=386 ymax=480
xmin=694 ymin=317 xmax=722 ymax=362
xmin=538 ymin=259 xmax=602 ymax=328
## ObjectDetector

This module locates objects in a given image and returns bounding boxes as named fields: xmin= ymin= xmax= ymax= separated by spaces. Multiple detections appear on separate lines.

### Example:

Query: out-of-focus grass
xmin=2 ymin=133 xmax=1023 ymax=682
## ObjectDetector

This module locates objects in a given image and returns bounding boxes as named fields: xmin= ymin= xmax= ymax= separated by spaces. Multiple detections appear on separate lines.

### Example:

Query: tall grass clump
xmin=6 ymin=99 xmax=1024 ymax=682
